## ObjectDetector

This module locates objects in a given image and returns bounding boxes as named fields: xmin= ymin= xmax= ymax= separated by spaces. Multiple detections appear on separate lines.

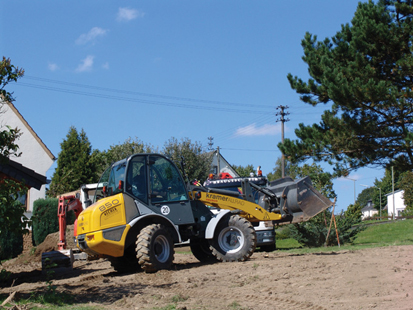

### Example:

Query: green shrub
xmin=289 ymin=205 xmax=366 ymax=247
xmin=0 ymin=227 xmax=23 ymax=260
xmin=32 ymin=198 xmax=59 ymax=246
xmin=0 ymin=200 xmax=26 ymax=260
xmin=275 ymin=226 xmax=291 ymax=240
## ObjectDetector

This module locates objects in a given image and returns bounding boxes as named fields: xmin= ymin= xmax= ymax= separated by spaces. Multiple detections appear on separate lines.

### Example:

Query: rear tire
xmin=136 ymin=224 xmax=174 ymax=273
xmin=190 ymin=237 xmax=217 ymax=263
xmin=210 ymin=215 xmax=257 ymax=262
xmin=260 ymin=243 xmax=276 ymax=252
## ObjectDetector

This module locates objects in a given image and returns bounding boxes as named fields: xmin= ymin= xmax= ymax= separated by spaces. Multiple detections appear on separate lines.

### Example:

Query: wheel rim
xmin=217 ymin=226 xmax=244 ymax=253
xmin=154 ymin=235 xmax=170 ymax=263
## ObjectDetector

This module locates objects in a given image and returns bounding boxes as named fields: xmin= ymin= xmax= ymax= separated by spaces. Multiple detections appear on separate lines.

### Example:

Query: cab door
xmin=148 ymin=155 xmax=194 ymax=225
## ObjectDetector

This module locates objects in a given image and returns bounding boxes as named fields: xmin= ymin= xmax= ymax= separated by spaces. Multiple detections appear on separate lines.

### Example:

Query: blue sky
xmin=1 ymin=1 xmax=384 ymax=212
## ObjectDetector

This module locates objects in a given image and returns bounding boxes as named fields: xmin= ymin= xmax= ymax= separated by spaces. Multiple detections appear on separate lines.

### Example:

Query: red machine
xmin=57 ymin=195 xmax=83 ymax=250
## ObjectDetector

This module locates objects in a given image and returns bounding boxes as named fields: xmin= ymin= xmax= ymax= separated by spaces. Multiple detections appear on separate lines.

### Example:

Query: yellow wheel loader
xmin=73 ymin=153 xmax=331 ymax=273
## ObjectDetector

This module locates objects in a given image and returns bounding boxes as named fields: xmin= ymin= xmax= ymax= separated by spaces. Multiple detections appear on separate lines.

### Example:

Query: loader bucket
xmin=267 ymin=176 xmax=332 ymax=224
xmin=41 ymin=249 xmax=74 ymax=274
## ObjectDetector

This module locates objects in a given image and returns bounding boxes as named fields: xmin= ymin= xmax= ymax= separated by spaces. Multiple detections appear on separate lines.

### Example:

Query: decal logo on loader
xmin=103 ymin=207 xmax=119 ymax=218
xmin=161 ymin=205 xmax=170 ymax=215
xmin=205 ymin=193 xmax=245 ymax=206
xmin=98 ymin=199 xmax=120 ymax=212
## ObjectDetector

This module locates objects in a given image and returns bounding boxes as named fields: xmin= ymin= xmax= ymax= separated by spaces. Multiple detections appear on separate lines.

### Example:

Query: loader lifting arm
xmin=191 ymin=176 xmax=333 ymax=225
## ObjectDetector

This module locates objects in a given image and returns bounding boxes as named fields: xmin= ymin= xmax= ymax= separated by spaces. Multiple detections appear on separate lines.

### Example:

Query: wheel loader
xmin=68 ymin=153 xmax=332 ymax=273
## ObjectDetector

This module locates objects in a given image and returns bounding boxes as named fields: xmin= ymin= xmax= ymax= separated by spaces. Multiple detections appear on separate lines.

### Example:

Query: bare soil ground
xmin=1 ymin=230 xmax=413 ymax=310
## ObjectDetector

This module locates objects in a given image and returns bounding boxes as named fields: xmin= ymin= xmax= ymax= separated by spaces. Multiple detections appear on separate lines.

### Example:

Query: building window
xmin=17 ymin=190 xmax=28 ymax=210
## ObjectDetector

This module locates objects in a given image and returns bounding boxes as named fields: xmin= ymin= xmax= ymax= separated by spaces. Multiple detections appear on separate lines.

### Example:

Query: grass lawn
xmin=275 ymin=219 xmax=413 ymax=254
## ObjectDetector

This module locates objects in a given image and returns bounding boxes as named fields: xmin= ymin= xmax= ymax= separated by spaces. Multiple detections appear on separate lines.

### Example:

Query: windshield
xmin=149 ymin=155 xmax=188 ymax=203
xmin=107 ymin=162 xmax=126 ymax=196
xmin=93 ymin=162 xmax=126 ymax=202
xmin=94 ymin=166 xmax=111 ymax=203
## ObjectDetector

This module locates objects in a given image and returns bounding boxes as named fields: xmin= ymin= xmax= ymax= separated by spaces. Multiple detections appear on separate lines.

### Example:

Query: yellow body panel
xmin=77 ymin=193 xmax=129 ymax=257
xmin=81 ymin=225 xmax=130 ymax=257
xmin=77 ymin=194 xmax=126 ymax=234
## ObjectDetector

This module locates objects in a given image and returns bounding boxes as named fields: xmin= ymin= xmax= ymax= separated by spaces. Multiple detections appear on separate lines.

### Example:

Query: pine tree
xmin=280 ymin=0 xmax=413 ymax=174
xmin=48 ymin=127 xmax=97 ymax=196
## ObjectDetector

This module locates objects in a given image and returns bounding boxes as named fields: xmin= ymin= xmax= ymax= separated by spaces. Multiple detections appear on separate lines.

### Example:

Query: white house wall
xmin=1 ymin=101 xmax=55 ymax=211
xmin=387 ymin=190 xmax=406 ymax=217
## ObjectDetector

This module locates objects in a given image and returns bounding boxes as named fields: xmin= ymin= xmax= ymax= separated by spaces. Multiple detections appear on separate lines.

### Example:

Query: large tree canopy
xmin=163 ymin=137 xmax=212 ymax=182
xmin=280 ymin=0 xmax=413 ymax=174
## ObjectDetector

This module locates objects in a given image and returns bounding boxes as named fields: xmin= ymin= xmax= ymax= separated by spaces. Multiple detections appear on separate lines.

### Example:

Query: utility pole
xmin=217 ymin=146 xmax=220 ymax=176
xmin=276 ymin=105 xmax=290 ymax=178
xmin=392 ymin=166 xmax=395 ymax=220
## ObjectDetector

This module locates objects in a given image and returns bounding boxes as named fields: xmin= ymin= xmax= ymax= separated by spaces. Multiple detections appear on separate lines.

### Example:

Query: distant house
xmin=0 ymin=100 xmax=56 ymax=212
xmin=361 ymin=200 xmax=378 ymax=219
xmin=209 ymin=149 xmax=240 ymax=178
xmin=386 ymin=189 xmax=406 ymax=217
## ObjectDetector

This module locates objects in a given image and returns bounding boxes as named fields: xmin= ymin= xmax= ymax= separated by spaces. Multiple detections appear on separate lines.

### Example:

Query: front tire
xmin=136 ymin=224 xmax=175 ymax=273
xmin=210 ymin=215 xmax=257 ymax=262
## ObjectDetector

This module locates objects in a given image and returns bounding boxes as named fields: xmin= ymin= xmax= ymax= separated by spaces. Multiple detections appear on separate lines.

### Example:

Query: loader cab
xmin=94 ymin=154 xmax=193 ymax=224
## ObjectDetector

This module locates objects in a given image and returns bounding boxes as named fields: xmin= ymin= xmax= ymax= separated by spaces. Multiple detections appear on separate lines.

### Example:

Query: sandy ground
xmin=1 ymin=231 xmax=413 ymax=310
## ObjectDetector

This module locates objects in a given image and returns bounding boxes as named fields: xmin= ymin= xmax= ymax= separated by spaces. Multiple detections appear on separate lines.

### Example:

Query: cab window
xmin=107 ymin=162 xmax=126 ymax=196
xmin=125 ymin=156 xmax=148 ymax=204
xmin=149 ymin=155 xmax=188 ymax=203
xmin=94 ymin=166 xmax=111 ymax=203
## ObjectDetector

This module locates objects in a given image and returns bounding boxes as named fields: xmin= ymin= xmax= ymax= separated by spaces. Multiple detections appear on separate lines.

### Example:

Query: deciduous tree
xmin=232 ymin=164 xmax=254 ymax=178
xmin=0 ymin=57 xmax=26 ymax=258
xmin=93 ymin=137 xmax=155 ymax=175
xmin=163 ymin=137 xmax=212 ymax=182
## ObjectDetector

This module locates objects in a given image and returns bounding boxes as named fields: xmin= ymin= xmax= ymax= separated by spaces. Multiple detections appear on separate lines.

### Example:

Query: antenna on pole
xmin=276 ymin=105 xmax=290 ymax=178
xmin=207 ymin=136 xmax=214 ymax=151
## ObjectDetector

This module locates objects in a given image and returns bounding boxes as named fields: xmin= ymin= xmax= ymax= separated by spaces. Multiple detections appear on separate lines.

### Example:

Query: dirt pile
xmin=5 ymin=225 xmax=76 ymax=265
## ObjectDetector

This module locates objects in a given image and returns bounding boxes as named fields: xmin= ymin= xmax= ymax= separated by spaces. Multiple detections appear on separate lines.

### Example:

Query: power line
xmin=15 ymin=82 xmax=273 ymax=115
xmin=22 ymin=75 xmax=275 ymax=111
xmin=220 ymin=147 xmax=280 ymax=152
xmin=210 ymin=114 xmax=275 ymax=143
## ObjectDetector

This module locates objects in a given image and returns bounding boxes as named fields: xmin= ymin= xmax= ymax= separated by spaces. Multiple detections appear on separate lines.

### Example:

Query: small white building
xmin=0 ymin=100 xmax=55 ymax=212
xmin=361 ymin=200 xmax=378 ymax=219
xmin=386 ymin=189 xmax=406 ymax=217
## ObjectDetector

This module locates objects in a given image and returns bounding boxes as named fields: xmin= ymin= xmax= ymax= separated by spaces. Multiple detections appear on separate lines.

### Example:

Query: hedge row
xmin=32 ymin=198 xmax=59 ymax=246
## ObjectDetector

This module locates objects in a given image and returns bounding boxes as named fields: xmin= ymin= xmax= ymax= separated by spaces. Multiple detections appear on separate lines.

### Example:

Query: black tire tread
xmin=210 ymin=215 xmax=256 ymax=262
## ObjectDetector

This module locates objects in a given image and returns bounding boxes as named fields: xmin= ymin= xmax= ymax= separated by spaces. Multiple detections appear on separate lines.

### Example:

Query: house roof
xmin=384 ymin=189 xmax=404 ymax=197
xmin=0 ymin=158 xmax=47 ymax=190
xmin=4 ymin=100 xmax=56 ymax=161
xmin=212 ymin=150 xmax=240 ymax=177
xmin=361 ymin=205 xmax=377 ymax=212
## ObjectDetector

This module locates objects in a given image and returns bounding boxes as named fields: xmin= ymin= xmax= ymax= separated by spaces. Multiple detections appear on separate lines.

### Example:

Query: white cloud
xmin=234 ymin=123 xmax=281 ymax=137
xmin=102 ymin=62 xmax=109 ymax=70
xmin=76 ymin=27 xmax=107 ymax=45
xmin=76 ymin=55 xmax=94 ymax=72
xmin=48 ymin=62 xmax=59 ymax=71
xmin=116 ymin=7 xmax=144 ymax=22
